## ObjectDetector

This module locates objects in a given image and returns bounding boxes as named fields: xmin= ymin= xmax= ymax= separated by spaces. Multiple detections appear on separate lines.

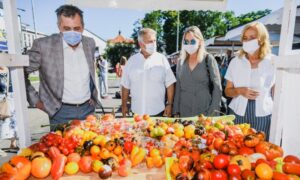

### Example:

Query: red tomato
xmin=243 ymin=134 xmax=260 ymax=148
xmin=211 ymin=169 xmax=228 ymax=180
xmin=194 ymin=168 xmax=211 ymax=180
xmin=194 ymin=160 xmax=214 ymax=171
xmin=238 ymin=147 xmax=255 ymax=156
xmin=219 ymin=143 xmax=230 ymax=154
xmin=227 ymin=164 xmax=241 ymax=176
xmin=229 ymin=175 xmax=242 ymax=180
xmin=255 ymin=158 xmax=270 ymax=167
xmin=123 ymin=141 xmax=133 ymax=154
xmin=241 ymin=169 xmax=255 ymax=180
xmin=206 ymin=133 xmax=215 ymax=146
xmin=213 ymin=137 xmax=224 ymax=150
xmin=213 ymin=154 xmax=230 ymax=169
xmin=255 ymin=142 xmax=283 ymax=161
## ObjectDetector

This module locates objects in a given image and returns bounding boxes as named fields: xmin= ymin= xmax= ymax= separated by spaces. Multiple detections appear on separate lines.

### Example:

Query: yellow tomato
xmin=255 ymin=163 xmax=273 ymax=180
xmin=64 ymin=162 xmax=79 ymax=175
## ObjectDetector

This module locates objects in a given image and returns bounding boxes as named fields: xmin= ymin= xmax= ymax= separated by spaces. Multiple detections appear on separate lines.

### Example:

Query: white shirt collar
xmin=138 ymin=51 xmax=159 ymax=60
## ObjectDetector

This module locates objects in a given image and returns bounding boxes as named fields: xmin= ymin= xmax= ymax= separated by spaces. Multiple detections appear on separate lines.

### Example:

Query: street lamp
xmin=30 ymin=0 xmax=37 ymax=38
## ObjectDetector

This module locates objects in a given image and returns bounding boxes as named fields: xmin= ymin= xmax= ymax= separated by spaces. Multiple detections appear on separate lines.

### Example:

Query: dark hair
xmin=120 ymin=56 xmax=127 ymax=65
xmin=55 ymin=5 xmax=84 ymax=26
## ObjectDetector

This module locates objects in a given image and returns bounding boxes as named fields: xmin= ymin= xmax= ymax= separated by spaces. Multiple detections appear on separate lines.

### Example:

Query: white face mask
xmin=243 ymin=39 xmax=260 ymax=55
xmin=144 ymin=43 xmax=157 ymax=55
xmin=183 ymin=43 xmax=199 ymax=55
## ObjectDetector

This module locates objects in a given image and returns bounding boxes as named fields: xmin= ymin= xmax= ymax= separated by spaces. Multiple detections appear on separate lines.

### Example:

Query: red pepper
xmin=51 ymin=154 xmax=67 ymax=180
xmin=283 ymin=163 xmax=300 ymax=176
xmin=48 ymin=146 xmax=61 ymax=160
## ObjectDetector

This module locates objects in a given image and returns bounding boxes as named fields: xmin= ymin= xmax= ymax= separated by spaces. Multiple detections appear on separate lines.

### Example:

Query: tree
xmin=104 ymin=43 xmax=135 ymax=69
xmin=132 ymin=9 xmax=271 ymax=55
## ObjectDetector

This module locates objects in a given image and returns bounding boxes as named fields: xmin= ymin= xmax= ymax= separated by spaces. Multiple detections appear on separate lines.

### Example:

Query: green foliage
xmin=104 ymin=43 xmax=136 ymax=68
xmin=132 ymin=9 xmax=271 ymax=54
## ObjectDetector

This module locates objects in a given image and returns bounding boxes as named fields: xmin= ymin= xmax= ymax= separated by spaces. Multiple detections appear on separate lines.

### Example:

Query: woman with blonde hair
xmin=224 ymin=22 xmax=275 ymax=140
xmin=173 ymin=26 xmax=222 ymax=117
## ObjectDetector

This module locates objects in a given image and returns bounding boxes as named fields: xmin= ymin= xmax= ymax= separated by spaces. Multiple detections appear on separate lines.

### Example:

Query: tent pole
xmin=3 ymin=0 xmax=31 ymax=148
xmin=176 ymin=11 xmax=180 ymax=52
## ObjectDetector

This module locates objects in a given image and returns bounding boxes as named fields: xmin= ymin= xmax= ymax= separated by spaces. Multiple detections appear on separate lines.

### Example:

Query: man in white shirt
xmin=25 ymin=5 xmax=100 ymax=130
xmin=121 ymin=28 xmax=176 ymax=117
xmin=96 ymin=55 xmax=109 ymax=98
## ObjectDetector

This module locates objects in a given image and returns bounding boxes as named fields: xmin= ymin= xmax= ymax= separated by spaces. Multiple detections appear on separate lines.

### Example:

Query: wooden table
xmin=28 ymin=165 xmax=166 ymax=180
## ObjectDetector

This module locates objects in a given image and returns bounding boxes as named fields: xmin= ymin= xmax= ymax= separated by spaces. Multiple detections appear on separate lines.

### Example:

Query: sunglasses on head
xmin=183 ymin=39 xmax=197 ymax=45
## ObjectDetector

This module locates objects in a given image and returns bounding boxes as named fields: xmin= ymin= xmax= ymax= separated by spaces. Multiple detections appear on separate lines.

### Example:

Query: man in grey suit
xmin=25 ymin=5 xmax=100 ymax=130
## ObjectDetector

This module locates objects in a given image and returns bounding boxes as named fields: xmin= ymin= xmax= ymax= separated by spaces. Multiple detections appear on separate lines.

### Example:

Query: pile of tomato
xmin=0 ymin=114 xmax=300 ymax=180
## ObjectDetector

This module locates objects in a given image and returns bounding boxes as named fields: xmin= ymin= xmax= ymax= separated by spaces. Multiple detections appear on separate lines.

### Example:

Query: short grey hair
xmin=56 ymin=5 xmax=84 ymax=27
xmin=137 ymin=28 xmax=157 ymax=42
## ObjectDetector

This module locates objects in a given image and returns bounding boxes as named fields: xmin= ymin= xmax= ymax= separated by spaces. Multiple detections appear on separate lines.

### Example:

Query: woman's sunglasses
xmin=183 ymin=39 xmax=197 ymax=45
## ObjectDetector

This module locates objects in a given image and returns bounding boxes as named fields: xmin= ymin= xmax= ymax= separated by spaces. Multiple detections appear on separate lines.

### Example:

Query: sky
xmin=15 ymin=0 xmax=284 ymax=40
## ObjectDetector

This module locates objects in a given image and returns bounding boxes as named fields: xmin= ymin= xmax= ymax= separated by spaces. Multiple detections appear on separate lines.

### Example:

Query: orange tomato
xmin=101 ymin=114 xmax=114 ymax=121
xmin=86 ymin=114 xmax=97 ymax=122
xmin=146 ymin=157 xmax=154 ymax=168
xmin=113 ymin=146 xmax=123 ymax=156
xmin=150 ymin=148 xmax=160 ymax=158
xmin=90 ymin=145 xmax=101 ymax=156
xmin=170 ymin=162 xmax=181 ymax=177
xmin=2 ymin=156 xmax=31 ymax=180
xmin=79 ymin=156 xmax=93 ymax=173
xmin=67 ymin=153 xmax=81 ymax=163
xmin=31 ymin=157 xmax=52 ymax=178
xmin=153 ymin=156 xmax=164 ymax=168
xmin=161 ymin=147 xmax=173 ymax=157
xmin=143 ymin=114 xmax=150 ymax=120
xmin=255 ymin=163 xmax=273 ymax=180
xmin=100 ymin=148 xmax=111 ymax=159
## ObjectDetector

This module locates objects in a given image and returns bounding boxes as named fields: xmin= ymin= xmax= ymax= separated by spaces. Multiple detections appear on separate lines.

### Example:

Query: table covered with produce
xmin=1 ymin=114 xmax=300 ymax=180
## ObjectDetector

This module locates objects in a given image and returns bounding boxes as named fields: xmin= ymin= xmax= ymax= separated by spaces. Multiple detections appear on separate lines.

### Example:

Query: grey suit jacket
xmin=24 ymin=33 xmax=100 ymax=118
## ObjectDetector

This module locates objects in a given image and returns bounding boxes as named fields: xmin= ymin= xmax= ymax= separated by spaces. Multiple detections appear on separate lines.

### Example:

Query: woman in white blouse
xmin=225 ymin=22 xmax=275 ymax=140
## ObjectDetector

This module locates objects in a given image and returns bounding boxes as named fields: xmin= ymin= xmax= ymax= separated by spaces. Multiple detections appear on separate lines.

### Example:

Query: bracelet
xmin=166 ymin=103 xmax=173 ymax=106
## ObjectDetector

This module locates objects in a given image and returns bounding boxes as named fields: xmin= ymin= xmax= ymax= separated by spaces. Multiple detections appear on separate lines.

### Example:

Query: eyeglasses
xmin=183 ymin=39 xmax=197 ymax=45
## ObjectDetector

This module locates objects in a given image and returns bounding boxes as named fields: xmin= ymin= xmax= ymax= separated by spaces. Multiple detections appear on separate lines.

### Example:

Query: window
xmin=292 ymin=7 xmax=300 ymax=50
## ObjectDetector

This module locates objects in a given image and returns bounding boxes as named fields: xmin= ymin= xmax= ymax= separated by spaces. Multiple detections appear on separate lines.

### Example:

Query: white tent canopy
xmin=223 ymin=6 xmax=300 ymax=41
xmin=66 ymin=0 xmax=228 ymax=11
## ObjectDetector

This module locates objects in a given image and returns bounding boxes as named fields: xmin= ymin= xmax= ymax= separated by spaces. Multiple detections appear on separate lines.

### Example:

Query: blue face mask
xmin=62 ymin=31 xmax=82 ymax=46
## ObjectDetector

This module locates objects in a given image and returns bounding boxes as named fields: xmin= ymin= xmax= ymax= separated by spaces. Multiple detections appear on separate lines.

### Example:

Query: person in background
xmin=224 ymin=22 xmax=275 ymax=140
xmin=96 ymin=55 xmax=109 ymax=98
xmin=116 ymin=56 xmax=127 ymax=79
xmin=24 ymin=5 xmax=100 ymax=131
xmin=121 ymin=28 xmax=176 ymax=117
xmin=173 ymin=26 xmax=222 ymax=117
xmin=0 ymin=67 xmax=17 ymax=154
xmin=115 ymin=56 xmax=127 ymax=99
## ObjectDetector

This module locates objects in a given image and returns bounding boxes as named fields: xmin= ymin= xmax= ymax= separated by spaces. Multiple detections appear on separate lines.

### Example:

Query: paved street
xmin=0 ymin=73 xmax=123 ymax=164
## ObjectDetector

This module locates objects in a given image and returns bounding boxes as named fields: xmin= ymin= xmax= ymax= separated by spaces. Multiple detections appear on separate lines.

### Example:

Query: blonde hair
xmin=180 ymin=26 xmax=206 ymax=64
xmin=138 ymin=28 xmax=157 ymax=42
xmin=239 ymin=22 xmax=271 ymax=59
